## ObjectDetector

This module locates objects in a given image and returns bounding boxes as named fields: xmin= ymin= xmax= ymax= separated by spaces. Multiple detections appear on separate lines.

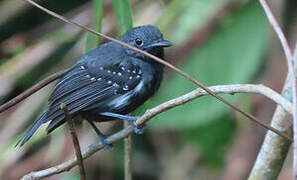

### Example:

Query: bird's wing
xmin=45 ymin=60 xmax=142 ymax=132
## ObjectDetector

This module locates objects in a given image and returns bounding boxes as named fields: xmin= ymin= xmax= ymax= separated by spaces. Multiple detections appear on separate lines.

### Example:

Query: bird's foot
xmin=130 ymin=117 xmax=144 ymax=134
xmin=99 ymin=112 xmax=145 ymax=134
xmin=88 ymin=120 xmax=113 ymax=151
xmin=99 ymin=134 xmax=113 ymax=152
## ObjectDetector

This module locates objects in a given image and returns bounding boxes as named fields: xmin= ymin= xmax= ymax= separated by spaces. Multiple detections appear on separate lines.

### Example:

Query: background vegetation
xmin=0 ymin=0 xmax=296 ymax=179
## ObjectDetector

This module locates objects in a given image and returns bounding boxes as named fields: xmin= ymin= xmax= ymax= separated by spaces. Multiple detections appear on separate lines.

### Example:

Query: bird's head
xmin=119 ymin=25 xmax=172 ymax=59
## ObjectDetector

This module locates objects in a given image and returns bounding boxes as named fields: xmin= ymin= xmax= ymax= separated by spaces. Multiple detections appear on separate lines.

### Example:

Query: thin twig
xmin=258 ymin=1 xmax=297 ymax=179
xmin=22 ymin=0 xmax=285 ymax=140
xmin=124 ymin=121 xmax=132 ymax=180
xmin=0 ymin=69 xmax=69 ymax=113
xmin=60 ymin=103 xmax=86 ymax=180
xmin=21 ymin=84 xmax=293 ymax=179
xmin=259 ymin=0 xmax=293 ymax=62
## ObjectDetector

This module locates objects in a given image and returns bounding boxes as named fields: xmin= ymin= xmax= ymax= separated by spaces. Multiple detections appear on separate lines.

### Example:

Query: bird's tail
xmin=15 ymin=111 xmax=48 ymax=147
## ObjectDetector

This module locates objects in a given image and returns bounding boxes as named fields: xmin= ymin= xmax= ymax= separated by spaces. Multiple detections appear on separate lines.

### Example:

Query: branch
xmin=0 ymin=69 xmax=68 ymax=113
xmin=135 ymin=84 xmax=292 ymax=140
xmin=259 ymin=0 xmax=296 ymax=178
xmin=248 ymin=1 xmax=296 ymax=179
xmin=22 ymin=0 xmax=280 ymax=140
xmin=124 ymin=121 xmax=132 ymax=180
xmin=21 ymin=84 xmax=293 ymax=179
xmin=60 ymin=103 xmax=86 ymax=180
xmin=21 ymin=127 xmax=133 ymax=180
xmin=249 ymin=45 xmax=297 ymax=180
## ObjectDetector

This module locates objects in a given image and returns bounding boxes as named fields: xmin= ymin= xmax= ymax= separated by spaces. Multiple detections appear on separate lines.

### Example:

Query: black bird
xmin=17 ymin=25 xmax=172 ymax=150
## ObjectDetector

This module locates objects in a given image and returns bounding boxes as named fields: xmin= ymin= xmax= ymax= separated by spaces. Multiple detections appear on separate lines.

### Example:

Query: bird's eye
xmin=135 ymin=38 xmax=143 ymax=46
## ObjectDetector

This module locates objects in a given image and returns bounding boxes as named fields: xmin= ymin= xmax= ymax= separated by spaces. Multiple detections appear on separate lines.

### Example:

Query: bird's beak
xmin=149 ymin=40 xmax=172 ymax=48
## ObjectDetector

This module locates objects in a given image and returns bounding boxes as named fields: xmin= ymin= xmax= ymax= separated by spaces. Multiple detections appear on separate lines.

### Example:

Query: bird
xmin=16 ymin=25 xmax=172 ymax=150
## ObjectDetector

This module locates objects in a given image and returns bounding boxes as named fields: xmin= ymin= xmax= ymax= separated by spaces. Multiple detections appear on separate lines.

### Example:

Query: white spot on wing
xmin=123 ymin=85 xmax=129 ymax=91
xmin=107 ymin=81 xmax=145 ymax=109
xmin=113 ymin=83 xmax=119 ymax=87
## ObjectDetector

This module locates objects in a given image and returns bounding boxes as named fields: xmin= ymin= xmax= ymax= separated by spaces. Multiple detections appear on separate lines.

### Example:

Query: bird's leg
xmin=87 ymin=120 xmax=112 ymax=151
xmin=99 ymin=112 xmax=144 ymax=134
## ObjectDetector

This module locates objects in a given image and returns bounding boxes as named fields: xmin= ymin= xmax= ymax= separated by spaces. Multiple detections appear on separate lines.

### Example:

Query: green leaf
xmin=157 ymin=0 xmax=227 ymax=45
xmin=138 ymin=2 xmax=269 ymax=129
xmin=183 ymin=114 xmax=236 ymax=167
xmin=61 ymin=171 xmax=80 ymax=180
xmin=85 ymin=0 xmax=104 ymax=53
xmin=111 ymin=0 xmax=133 ymax=34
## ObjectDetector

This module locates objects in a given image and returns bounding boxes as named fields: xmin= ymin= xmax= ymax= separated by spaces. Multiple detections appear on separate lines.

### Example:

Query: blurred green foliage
xmin=135 ymin=0 xmax=268 ymax=166
xmin=111 ymin=0 xmax=133 ymax=34
xmin=157 ymin=0 xmax=227 ymax=44
xmin=184 ymin=114 xmax=236 ymax=167
xmin=85 ymin=0 xmax=104 ymax=53
xmin=0 ymin=0 xmax=89 ymax=41
xmin=139 ymin=1 xmax=268 ymax=129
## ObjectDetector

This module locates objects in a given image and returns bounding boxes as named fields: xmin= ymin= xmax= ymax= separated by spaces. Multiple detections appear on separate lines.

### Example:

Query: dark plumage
xmin=17 ymin=25 xmax=172 ymax=150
